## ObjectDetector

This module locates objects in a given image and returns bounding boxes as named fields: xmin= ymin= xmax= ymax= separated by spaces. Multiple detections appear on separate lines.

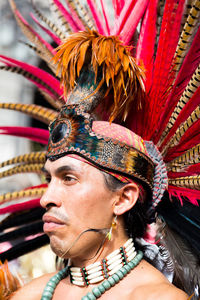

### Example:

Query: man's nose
xmin=40 ymin=180 xmax=62 ymax=208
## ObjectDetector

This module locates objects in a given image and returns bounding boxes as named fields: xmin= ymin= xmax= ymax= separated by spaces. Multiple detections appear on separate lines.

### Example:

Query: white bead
xmin=72 ymin=276 xmax=84 ymax=282
xmin=108 ymin=263 xmax=123 ymax=275
xmin=124 ymin=238 xmax=133 ymax=248
xmin=71 ymin=271 xmax=82 ymax=277
xmin=106 ymin=249 xmax=120 ymax=260
xmin=125 ymin=242 xmax=134 ymax=252
xmin=107 ymin=253 xmax=121 ymax=265
xmin=72 ymin=280 xmax=85 ymax=286
xmin=70 ymin=267 xmax=81 ymax=272
xmin=89 ymin=276 xmax=104 ymax=284
xmin=107 ymin=259 xmax=122 ymax=270
xmin=87 ymin=265 xmax=102 ymax=275
xmin=126 ymin=247 xmax=136 ymax=258
xmin=86 ymin=261 xmax=101 ymax=271
xmin=127 ymin=251 xmax=137 ymax=262
xmin=87 ymin=270 xmax=103 ymax=280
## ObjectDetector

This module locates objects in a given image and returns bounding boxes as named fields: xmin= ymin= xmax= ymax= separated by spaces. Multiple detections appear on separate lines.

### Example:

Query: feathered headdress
xmin=0 ymin=0 xmax=200 ymax=296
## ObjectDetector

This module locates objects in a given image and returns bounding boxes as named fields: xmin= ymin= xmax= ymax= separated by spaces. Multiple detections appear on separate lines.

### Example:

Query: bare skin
xmin=11 ymin=156 xmax=188 ymax=300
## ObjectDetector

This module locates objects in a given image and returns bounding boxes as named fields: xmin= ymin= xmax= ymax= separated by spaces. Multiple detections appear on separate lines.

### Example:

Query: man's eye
xmin=45 ymin=176 xmax=51 ymax=183
xmin=63 ymin=175 xmax=76 ymax=183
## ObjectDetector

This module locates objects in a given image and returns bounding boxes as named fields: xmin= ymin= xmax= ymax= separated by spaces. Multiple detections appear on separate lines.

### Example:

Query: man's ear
xmin=113 ymin=183 xmax=139 ymax=216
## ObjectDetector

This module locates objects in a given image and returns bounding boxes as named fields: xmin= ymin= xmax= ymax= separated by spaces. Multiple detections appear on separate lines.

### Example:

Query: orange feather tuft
xmin=0 ymin=260 xmax=21 ymax=299
xmin=53 ymin=30 xmax=145 ymax=121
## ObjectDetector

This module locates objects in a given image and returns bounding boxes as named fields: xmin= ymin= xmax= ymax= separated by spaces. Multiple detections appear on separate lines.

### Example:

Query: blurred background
xmin=0 ymin=0 xmax=56 ymax=283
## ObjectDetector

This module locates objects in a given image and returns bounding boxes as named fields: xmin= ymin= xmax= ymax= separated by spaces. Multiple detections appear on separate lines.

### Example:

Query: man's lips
xmin=43 ymin=214 xmax=65 ymax=232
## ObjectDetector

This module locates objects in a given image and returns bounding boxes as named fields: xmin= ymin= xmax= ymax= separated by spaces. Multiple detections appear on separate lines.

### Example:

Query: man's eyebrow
xmin=55 ymin=165 xmax=77 ymax=176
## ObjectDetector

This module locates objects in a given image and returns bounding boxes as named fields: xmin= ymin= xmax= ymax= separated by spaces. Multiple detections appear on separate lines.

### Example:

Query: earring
xmin=107 ymin=215 xmax=117 ymax=241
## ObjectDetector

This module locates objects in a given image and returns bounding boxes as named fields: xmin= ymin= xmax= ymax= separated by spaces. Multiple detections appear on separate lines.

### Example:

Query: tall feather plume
xmin=53 ymin=30 xmax=145 ymax=121
xmin=87 ymin=0 xmax=107 ymax=35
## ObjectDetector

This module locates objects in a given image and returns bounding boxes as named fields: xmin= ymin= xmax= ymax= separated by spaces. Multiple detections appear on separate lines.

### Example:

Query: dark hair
xmin=101 ymin=171 xmax=149 ymax=239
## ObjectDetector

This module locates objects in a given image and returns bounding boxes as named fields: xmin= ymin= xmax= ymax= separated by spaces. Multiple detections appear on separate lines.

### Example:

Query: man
xmin=1 ymin=1 xmax=200 ymax=299
xmin=10 ymin=118 xmax=188 ymax=299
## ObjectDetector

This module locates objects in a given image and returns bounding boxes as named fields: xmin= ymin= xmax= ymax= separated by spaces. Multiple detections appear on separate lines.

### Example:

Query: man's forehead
xmin=44 ymin=155 xmax=96 ymax=174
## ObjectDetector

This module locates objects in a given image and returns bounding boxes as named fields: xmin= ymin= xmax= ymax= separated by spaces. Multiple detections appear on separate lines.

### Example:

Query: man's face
xmin=40 ymin=156 xmax=116 ymax=261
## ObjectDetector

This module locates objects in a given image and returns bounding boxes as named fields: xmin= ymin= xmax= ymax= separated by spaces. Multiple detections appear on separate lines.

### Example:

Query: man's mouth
xmin=42 ymin=214 xmax=65 ymax=232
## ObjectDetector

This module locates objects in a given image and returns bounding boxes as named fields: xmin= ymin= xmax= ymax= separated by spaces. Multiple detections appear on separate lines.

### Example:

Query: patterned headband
xmin=47 ymin=105 xmax=155 ymax=188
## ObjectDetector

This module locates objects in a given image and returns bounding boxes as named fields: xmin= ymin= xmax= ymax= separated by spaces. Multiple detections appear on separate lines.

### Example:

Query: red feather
xmin=155 ymin=25 xmax=200 ymax=143
xmin=112 ymin=0 xmax=125 ymax=17
xmin=0 ymin=198 xmax=41 ymax=215
xmin=0 ymin=126 xmax=49 ymax=144
xmin=87 ymin=0 xmax=106 ymax=35
xmin=0 ymin=55 xmax=63 ymax=99
xmin=165 ymin=121 xmax=200 ymax=162
xmin=30 ymin=13 xmax=62 ymax=45
xmin=142 ymin=0 xmax=185 ymax=140
xmin=52 ymin=0 xmax=81 ymax=32
xmin=168 ymin=185 xmax=200 ymax=206
xmin=160 ymin=88 xmax=200 ymax=151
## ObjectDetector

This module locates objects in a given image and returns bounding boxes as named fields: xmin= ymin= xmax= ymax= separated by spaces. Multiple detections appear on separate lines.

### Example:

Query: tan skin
xmin=11 ymin=156 xmax=188 ymax=300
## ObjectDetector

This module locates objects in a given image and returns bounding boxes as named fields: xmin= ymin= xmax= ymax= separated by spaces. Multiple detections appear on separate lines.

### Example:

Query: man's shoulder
xmin=10 ymin=272 xmax=56 ymax=300
xmin=131 ymin=282 xmax=188 ymax=300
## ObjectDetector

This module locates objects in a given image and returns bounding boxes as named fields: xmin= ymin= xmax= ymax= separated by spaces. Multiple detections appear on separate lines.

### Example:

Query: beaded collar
xmin=69 ymin=238 xmax=136 ymax=286
xmin=41 ymin=239 xmax=144 ymax=300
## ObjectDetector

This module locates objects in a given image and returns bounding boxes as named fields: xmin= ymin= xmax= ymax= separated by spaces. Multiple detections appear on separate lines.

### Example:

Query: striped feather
xmin=9 ymin=0 xmax=55 ymax=66
xmin=167 ymin=144 xmax=200 ymax=171
xmin=0 ymin=163 xmax=44 ymax=179
xmin=0 ymin=126 xmax=49 ymax=144
xmin=174 ymin=0 xmax=200 ymax=72
xmin=158 ymin=64 xmax=200 ymax=147
xmin=0 ymin=103 xmax=58 ymax=125
xmin=67 ymin=0 xmax=95 ymax=30
xmin=51 ymin=0 xmax=81 ymax=32
xmin=162 ymin=105 xmax=200 ymax=154
xmin=0 ymin=152 xmax=46 ymax=168
xmin=30 ymin=13 xmax=62 ymax=46
xmin=49 ymin=0 xmax=72 ymax=34
xmin=169 ymin=175 xmax=200 ymax=190
xmin=0 ymin=186 xmax=47 ymax=204
xmin=31 ymin=0 xmax=66 ymax=40
xmin=0 ymin=55 xmax=63 ymax=99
